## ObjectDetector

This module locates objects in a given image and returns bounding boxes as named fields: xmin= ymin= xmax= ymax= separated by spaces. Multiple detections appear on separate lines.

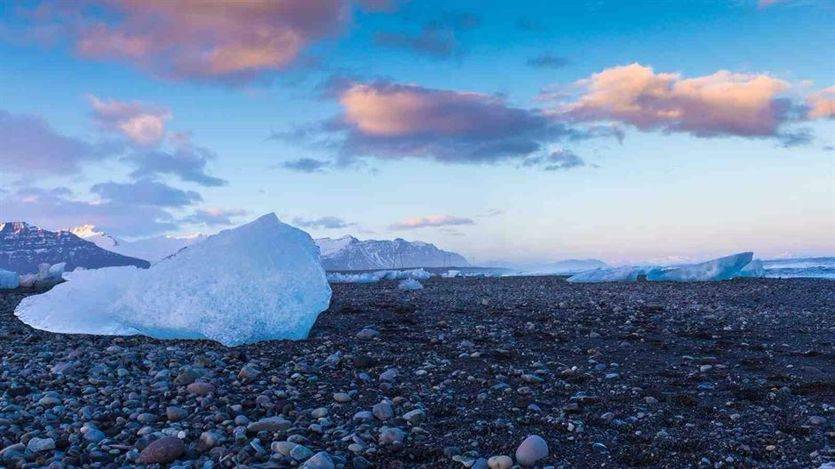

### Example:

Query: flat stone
xmin=137 ymin=436 xmax=185 ymax=464
xmin=187 ymin=381 xmax=215 ymax=395
xmin=247 ymin=416 xmax=291 ymax=433
xmin=373 ymin=401 xmax=394 ymax=420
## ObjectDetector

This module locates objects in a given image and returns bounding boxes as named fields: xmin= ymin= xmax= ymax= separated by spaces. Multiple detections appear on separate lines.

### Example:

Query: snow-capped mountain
xmin=69 ymin=224 xmax=121 ymax=250
xmin=0 ymin=222 xmax=150 ymax=274
xmin=70 ymin=225 xmax=206 ymax=263
xmin=316 ymin=235 xmax=469 ymax=271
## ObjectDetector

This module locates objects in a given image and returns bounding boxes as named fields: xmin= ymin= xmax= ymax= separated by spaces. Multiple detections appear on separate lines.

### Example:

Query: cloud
xmin=807 ymin=86 xmax=835 ymax=119
xmin=126 ymin=137 xmax=226 ymax=187
xmin=0 ymin=109 xmax=105 ymax=175
xmin=559 ymin=63 xmax=797 ymax=139
xmin=0 ymin=186 xmax=176 ymax=236
xmin=91 ymin=179 xmax=202 ymax=207
xmin=526 ymin=53 xmax=570 ymax=69
xmin=280 ymin=157 xmax=332 ymax=173
xmin=374 ymin=11 xmax=479 ymax=59
xmin=292 ymin=216 xmax=355 ymax=229
xmin=182 ymin=208 xmax=248 ymax=227
xmin=522 ymin=149 xmax=586 ymax=171
xmin=389 ymin=214 xmax=475 ymax=230
xmin=23 ymin=1 xmax=375 ymax=82
xmin=326 ymin=80 xmax=596 ymax=164
xmin=89 ymin=95 xmax=170 ymax=146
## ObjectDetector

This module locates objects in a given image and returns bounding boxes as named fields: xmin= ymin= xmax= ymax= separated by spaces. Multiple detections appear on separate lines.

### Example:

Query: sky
xmin=0 ymin=0 xmax=833 ymax=265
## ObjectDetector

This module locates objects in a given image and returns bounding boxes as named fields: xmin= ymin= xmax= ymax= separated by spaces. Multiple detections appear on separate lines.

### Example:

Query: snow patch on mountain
xmin=71 ymin=225 xmax=206 ymax=263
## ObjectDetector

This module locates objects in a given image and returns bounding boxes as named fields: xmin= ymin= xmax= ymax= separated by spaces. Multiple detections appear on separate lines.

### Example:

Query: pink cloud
xmin=389 ymin=215 xmax=475 ymax=230
xmin=89 ymin=95 xmax=170 ymax=147
xmin=807 ymin=86 xmax=835 ymax=119
xmin=562 ymin=63 xmax=793 ymax=138
xmin=31 ymin=0 xmax=386 ymax=82
xmin=329 ymin=81 xmax=586 ymax=163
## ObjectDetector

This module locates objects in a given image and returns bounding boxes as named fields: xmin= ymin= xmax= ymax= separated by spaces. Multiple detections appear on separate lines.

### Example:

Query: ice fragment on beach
xmin=15 ymin=214 xmax=331 ymax=346
xmin=327 ymin=268 xmax=432 ymax=284
xmin=0 ymin=269 xmax=19 ymax=289
xmin=397 ymin=278 xmax=423 ymax=290
xmin=646 ymin=252 xmax=753 ymax=282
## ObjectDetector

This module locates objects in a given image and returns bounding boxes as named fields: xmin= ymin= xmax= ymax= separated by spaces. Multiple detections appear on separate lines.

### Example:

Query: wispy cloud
xmin=0 ymin=109 xmax=107 ymax=175
xmin=91 ymin=179 xmax=202 ymax=207
xmin=526 ymin=53 xmax=570 ymax=69
xmin=389 ymin=214 xmax=475 ymax=230
xmin=126 ymin=135 xmax=226 ymax=187
xmin=0 ymin=186 xmax=177 ymax=236
xmin=292 ymin=216 xmax=355 ymax=229
xmin=522 ymin=149 xmax=586 ymax=171
xmin=374 ymin=11 xmax=479 ymax=59
xmin=280 ymin=157 xmax=333 ymax=173
xmin=89 ymin=95 xmax=170 ymax=147
xmin=182 ymin=208 xmax=248 ymax=227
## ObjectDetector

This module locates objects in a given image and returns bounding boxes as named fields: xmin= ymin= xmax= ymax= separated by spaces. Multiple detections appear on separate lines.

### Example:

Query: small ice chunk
xmin=15 ymin=214 xmax=331 ymax=346
xmin=646 ymin=252 xmax=753 ymax=282
xmin=0 ymin=269 xmax=19 ymax=289
xmin=397 ymin=278 xmax=423 ymax=291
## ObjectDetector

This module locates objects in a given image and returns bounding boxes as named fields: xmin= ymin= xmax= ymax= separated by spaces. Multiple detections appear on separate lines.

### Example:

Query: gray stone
xmin=515 ymin=435 xmax=549 ymax=466
xmin=26 ymin=437 xmax=55 ymax=453
xmin=373 ymin=401 xmax=394 ymax=420
xmin=302 ymin=451 xmax=335 ymax=469
xmin=247 ymin=416 xmax=292 ymax=433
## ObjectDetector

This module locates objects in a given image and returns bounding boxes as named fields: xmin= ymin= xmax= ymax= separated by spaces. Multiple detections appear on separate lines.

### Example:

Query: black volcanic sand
xmin=1 ymin=277 xmax=833 ymax=468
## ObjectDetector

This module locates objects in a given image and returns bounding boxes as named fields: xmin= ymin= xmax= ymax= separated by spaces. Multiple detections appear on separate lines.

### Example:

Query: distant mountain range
xmin=0 ymin=222 xmax=149 ymax=274
xmin=70 ymin=225 xmax=206 ymax=263
xmin=316 ymin=235 xmax=469 ymax=271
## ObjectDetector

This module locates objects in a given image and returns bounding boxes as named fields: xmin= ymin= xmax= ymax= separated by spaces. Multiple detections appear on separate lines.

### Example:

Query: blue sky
xmin=0 ymin=0 xmax=832 ymax=264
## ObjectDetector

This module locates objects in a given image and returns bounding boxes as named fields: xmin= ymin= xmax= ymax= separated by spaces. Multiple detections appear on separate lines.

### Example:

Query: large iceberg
xmin=646 ymin=252 xmax=753 ymax=282
xmin=15 ymin=214 xmax=331 ymax=346
xmin=735 ymin=259 xmax=766 ymax=278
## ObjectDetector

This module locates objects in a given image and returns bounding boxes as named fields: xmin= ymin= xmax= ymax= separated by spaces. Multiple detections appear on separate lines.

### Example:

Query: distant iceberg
xmin=567 ymin=266 xmax=653 ymax=283
xmin=327 ymin=268 xmax=432 ymax=284
xmin=15 ymin=214 xmax=331 ymax=346
xmin=646 ymin=252 xmax=753 ymax=282
xmin=567 ymin=252 xmax=757 ymax=283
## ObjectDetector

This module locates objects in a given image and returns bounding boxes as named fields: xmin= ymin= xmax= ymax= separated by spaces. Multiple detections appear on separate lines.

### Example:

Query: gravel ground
xmin=1 ymin=276 xmax=833 ymax=468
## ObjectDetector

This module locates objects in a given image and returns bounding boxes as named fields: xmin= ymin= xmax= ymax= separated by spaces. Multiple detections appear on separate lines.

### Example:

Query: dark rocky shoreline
xmin=1 ymin=276 xmax=833 ymax=467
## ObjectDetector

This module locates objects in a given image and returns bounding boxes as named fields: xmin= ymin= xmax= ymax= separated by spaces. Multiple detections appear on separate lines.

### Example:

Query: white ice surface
xmin=735 ymin=259 xmax=766 ymax=278
xmin=15 ymin=214 xmax=332 ymax=346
